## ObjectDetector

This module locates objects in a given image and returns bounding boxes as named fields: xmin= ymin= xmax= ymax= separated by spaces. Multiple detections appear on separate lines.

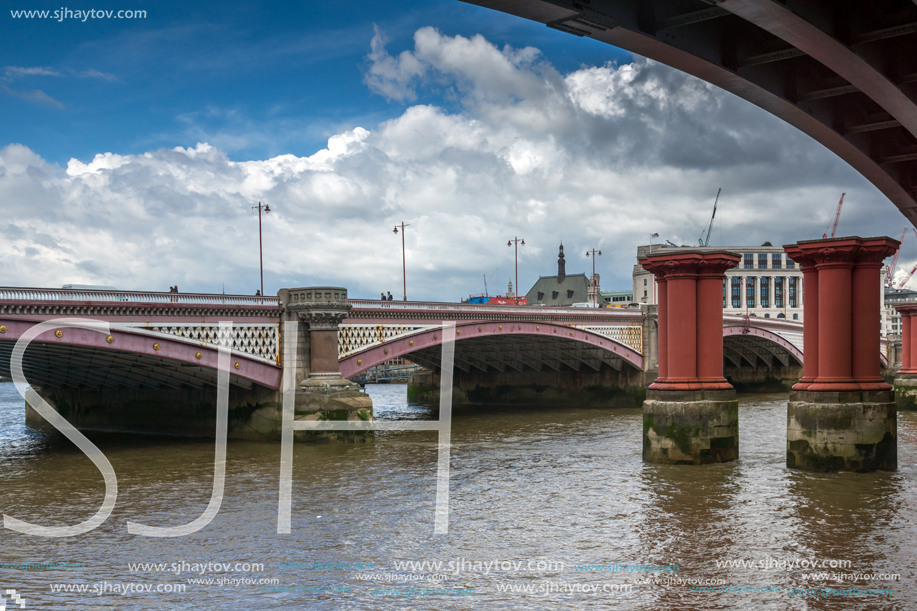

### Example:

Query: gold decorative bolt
xmin=153 ymin=343 xmax=160 ymax=351
xmin=106 ymin=336 xmax=114 ymax=344
xmin=0 ymin=325 xmax=6 ymax=333
xmin=195 ymin=352 xmax=202 ymax=359
xmin=55 ymin=329 xmax=63 ymax=338
xmin=235 ymin=362 xmax=241 ymax=369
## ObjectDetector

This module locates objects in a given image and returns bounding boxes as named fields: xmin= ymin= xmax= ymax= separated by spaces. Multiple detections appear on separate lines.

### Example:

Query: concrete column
xmin=656 ymin=280 xmax=668 ymax=384
xmin=637 ymin=249 xmax=741 ymax=464
xmin=697 ymin=256 xmax=739 ymax=388
xmin=852 ymin=242 xmax=892 ymax=389
xmin=283 ymin=287 xmax=354 ymax=384
xmin=667 ymin=272 xmax=697 ymax=383
xmin=786 ymin=247 xmax=818 ymax=389
xmin=811 ymin=257 xmax=856 ymax=391
xmin=784 ymin=236 xmax=899 ymax=472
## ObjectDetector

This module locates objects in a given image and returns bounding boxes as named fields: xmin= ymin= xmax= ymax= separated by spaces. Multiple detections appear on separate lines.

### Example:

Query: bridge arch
xmin=0 ymin=319 xmax=281 ymax=390
xmin=339 ymin=320 xmax=644 ymax=378
xmin=723 ymin=325 xmax=804 ymax=369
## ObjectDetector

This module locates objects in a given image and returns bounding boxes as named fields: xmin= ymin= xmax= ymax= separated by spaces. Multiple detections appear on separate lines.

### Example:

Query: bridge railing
xmin=0 ymin=287 xmax=281 ymax=307
xmin=347 ymin=299 xmax=643 ymax=317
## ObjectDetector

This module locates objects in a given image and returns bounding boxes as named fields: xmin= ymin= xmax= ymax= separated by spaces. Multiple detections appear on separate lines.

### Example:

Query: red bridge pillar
xmin=783 ymin=236 xmax=898 ymax=472
xmin=893 ymin=303 xmax=917 ymax=410
xmin=638 ymin=249 xmax=740 ymax=464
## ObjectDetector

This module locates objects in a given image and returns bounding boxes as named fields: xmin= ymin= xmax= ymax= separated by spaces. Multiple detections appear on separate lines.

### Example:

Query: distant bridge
xmin=0 ymin=288 xmax=889 ymax=393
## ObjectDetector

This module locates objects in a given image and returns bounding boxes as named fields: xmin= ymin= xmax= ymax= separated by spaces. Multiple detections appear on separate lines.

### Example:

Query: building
xmin=525 ymin=244 xmax=590 ymax=306
xmin=884 ymin=286 xmax=917 ymax=335
xmin=601 ymin=289 xmax=634 ymax=305
xmin=633 ymin=244 xmax=805 ymax=321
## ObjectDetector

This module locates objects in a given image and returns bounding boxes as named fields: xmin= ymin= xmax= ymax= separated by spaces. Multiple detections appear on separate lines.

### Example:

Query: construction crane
xmin=885 ymin=226 xmax=908 ymax=286
xmin=823 ymin=192 xmax=845 ymax=238
xmin=899 ymin=264 xmax=917 ymax=289
xmin=482 ymin=267 xmax=498 ymax=298
xmin=698 ymin=188 xmax=721 ymax=247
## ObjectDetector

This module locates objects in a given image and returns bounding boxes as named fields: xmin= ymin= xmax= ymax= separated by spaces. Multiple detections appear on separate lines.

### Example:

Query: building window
xmin=731 ymin=278 xmax=741 ymax=308
xmin=746 ymin=277 xmax=756 ymax=308
xmin=772 ymin=253 xmax=782 ymax=269
xmin=786 ymin=257 xmax=796 ymax=269
xmin=789 ymin=277 xmax=798 ymax=307
xmin=765 ymin=313 xmax=770 ymax=318
xmin=793 ymin=313 xmax=799 ymax=320
xmin=758 ymin=253 xmax=768 ymax=269
xmin=774 ymin=277 xmax=784 ymax=308
xmin=744 ymin=254 xmax=754 ymax=269
xmin=644 ymin=278 xmax=647 ymax=286
xmin=537 ymin=292 xmax=544 ymax=301
xmin=760 ymin=277 xmax=769 ymax=308
xmin=567 ymin=290 xmax=574 ymax=298
xmin=552 ymin=291 xmax=559 ymax=300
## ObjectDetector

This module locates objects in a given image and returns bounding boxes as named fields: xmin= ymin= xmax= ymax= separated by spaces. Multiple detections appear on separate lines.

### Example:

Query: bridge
xmin=463 ymin=0 xmax=917 ymax=223
xmin=0 ymin=286 xmax=890 ymax=410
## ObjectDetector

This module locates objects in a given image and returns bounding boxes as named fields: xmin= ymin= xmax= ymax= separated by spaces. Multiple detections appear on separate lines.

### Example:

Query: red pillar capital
xmin=639 ymin=249 xmax=739 ymax=391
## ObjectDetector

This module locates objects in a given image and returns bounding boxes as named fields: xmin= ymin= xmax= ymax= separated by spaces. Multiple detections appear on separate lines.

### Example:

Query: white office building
xmin=633 ymin=244 xmax=805 ymax=321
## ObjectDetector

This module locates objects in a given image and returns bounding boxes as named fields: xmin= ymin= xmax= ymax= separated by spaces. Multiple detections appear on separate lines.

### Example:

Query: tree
xmin=761 ymin=241 xmax=773 ymax=246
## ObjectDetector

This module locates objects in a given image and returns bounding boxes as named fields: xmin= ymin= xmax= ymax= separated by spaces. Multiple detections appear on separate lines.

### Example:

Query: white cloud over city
xmin=0 ymin=27 xmax=908 ymax=299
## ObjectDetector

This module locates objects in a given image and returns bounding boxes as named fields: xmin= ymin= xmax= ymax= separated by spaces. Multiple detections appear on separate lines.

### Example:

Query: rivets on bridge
xmin=235 ymin=362 xmax=241 ymax=369
xmin=357 ymin=359 xmax=362 ymax=366
xmin=106 ymin=336 xmax=114 ymax=344
xmin=409 ymin=340 xmax=414 ymax=346
xmin=0 ymin=325 xmax=6 ymax=333
xmin=536 ymin=326 xmax=539 ymax=331
xmin=384 ymin=348 xmax=389 ymax=355
xmin=153 ymin=343 xmax=160 ymax=351
xmin=553 ymin=328 xmax=556 ymax=334
xmin=498 ymin=325 xmax=502 ymax=330
xmin=195 ymin=352 xmax=202 ymax=360
xmin=570 ymin=331 xmax=574 ymax=337
xmin=478 ymin=326 xmax=482 ymax=332
xmin=433 ymin=334 xmax=438 ymax=340
xmin=456 ymin=330 xmax=460 ymax=335
xmin=55 ymin=329 xmax=63 ymax=338
xmin=518 ymin=325 xmax=522 ymax=330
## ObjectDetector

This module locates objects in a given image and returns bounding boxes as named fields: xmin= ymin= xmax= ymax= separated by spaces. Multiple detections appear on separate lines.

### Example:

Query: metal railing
xmin=347 ymin=299 xmax=643 ymax=317
xmin=0 ymin=287 xmax=281 ymax=307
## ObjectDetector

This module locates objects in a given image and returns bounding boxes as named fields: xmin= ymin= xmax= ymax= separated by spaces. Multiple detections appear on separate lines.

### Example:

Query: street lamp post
xmin=507 ymin=237 xmax=524 ymax=303
xmin=394 ymin=222 xmax=410 ymax=301
xmin=252 ymin=201 xmax=271 ymax=297
xmin=586 ymin=248 xmax=602 ymax=308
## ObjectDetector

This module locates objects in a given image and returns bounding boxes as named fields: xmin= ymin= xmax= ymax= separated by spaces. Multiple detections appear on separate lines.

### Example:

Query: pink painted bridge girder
xmin=0 ymin=319 xmax=281 ymax=389
xmin=339 ymin=320 xmax=644 ymax=378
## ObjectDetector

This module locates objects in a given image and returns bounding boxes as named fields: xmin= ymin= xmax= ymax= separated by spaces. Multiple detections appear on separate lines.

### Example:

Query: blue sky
xmin=3 ymin=0 xmax=630 ymax=164
xmin=0 ymin=1 xmax=909 ymax=298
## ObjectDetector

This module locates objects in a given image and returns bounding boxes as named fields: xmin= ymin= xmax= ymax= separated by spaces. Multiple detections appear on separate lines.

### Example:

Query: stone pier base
xmin=26 ymin=380 xmax=373 ymax=443
xmin=893 ymin=375 xmax=917 ymax=411
xmin=786 ymin=390 xmax=896 ymax=472
xmin=642 ymin=389 xmax=738 ymax=465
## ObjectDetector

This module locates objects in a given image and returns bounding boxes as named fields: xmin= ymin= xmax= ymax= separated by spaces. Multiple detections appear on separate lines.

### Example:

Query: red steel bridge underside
xmin=463 ymin=0 xmax=917 ymax=223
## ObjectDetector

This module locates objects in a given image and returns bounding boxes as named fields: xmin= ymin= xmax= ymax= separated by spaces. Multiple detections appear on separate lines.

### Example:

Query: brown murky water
xmin=1 ymin=383 xmax=915 ymax=609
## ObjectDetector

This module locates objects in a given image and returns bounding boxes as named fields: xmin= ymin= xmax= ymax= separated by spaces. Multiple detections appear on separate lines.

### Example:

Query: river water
xmin=1 ymin=382 xmax=915 ymax=610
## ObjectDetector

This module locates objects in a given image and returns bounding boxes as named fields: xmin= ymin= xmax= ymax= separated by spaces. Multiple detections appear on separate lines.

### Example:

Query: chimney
xmin=557 ymin=243 xmax=566 ymax=283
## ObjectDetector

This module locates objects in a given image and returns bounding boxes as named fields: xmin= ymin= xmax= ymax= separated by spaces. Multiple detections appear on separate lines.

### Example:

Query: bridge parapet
xmin=0 ymin=287 xmax=280 ymax=306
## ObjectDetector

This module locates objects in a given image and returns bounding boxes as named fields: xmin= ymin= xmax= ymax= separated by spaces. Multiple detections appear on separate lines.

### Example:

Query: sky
xmin=1 ymin=0 xmax=914 ymax=300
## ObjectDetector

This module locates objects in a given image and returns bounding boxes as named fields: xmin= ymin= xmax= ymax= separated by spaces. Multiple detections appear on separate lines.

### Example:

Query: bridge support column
xmin=784 ymin=237 xmax=898 ymax=472
xmin=280 ymin=287 xmax=373 ymax=442
xmin=893 ymin=305 xmax=917 ymax=411
xmin=638 ymin=250 xmax=740 ymax=464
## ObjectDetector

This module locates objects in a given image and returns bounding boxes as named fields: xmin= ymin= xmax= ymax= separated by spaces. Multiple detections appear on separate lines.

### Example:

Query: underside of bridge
xmin=723 ymin=334 xmax=803 ymax=389
xmin=0 ymin=341 xmax=256 ymax=390
xmin=406 ymin=334 xmax=635 ymax=374
xmin=402 ymin=334 xmax=647 ymax=407
xmin=464 ymin=0 xmax=917 ymax=222
xmin=0 ymin=340 xmax=280 ymax=438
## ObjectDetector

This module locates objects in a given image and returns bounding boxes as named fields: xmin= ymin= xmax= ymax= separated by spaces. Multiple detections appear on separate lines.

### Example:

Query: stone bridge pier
xmin=892 ymin=304 xmax=917 ymax=410
xmin=784 ymin=237 xmax=898 ymax=472
xmin=639 ymin=249 xmax=741 ymax=465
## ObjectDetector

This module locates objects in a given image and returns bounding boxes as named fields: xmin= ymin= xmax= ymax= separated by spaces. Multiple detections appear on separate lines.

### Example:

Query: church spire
xmin=557 ymin=243 xmax=566 ymax=283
